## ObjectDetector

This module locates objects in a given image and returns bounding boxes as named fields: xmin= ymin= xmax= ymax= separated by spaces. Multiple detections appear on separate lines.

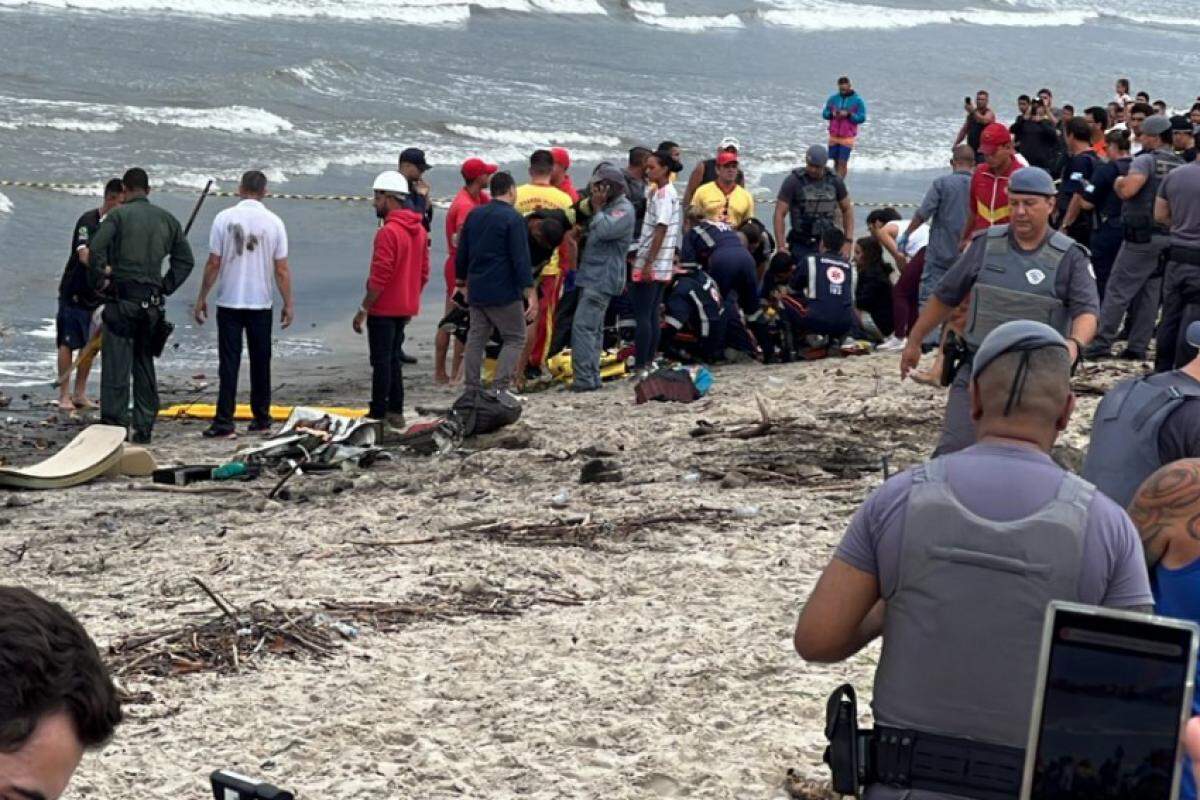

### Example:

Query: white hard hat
xmin=372 ymin=170 xmax=410 ymax=196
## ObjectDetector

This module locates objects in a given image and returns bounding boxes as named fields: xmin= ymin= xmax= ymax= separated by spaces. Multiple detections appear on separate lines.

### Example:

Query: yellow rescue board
xmin=158 ymin=404 xmax=368 ymax=421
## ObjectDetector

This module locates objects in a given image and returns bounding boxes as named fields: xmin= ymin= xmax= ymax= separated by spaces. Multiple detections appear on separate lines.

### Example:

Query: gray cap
xmin=1143 ymin=114 xmax=1172 ymax=137
xmin=806 ymin=144 xmax=829 ymax=166
xmin=973 ymin=320 xmax=1068 ymax=381
xmin=591 ymin=163 xmax=628 ymax=194
xmin=1009 ymin=167 xmax=1056 ymax=197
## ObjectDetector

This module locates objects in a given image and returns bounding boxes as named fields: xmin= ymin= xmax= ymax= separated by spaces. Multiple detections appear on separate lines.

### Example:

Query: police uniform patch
xmin=826 ymin=266 xmax=846 ymax=285
xmin=1026 ymin=268 xmax=1046 ymax=286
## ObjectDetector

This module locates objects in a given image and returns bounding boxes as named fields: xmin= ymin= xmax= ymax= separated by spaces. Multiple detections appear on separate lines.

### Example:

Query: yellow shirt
xmin=516 ymin=183 xmax=574 ymax=277
xmin=690 ymin=181 xmax=755 ymax=227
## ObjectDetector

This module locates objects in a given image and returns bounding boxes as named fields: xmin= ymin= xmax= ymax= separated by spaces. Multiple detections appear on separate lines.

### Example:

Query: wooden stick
xmin=191 ymin=577 xmax=240 ymax=627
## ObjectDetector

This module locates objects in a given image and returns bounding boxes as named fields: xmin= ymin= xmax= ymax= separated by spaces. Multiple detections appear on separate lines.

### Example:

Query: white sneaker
xmin=877 ymin=335 xmax=907 ymax=352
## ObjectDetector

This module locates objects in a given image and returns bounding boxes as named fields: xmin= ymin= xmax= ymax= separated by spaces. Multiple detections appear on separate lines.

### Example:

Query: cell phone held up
xmin=1021 ymin=602 xmax=1199 ymax=800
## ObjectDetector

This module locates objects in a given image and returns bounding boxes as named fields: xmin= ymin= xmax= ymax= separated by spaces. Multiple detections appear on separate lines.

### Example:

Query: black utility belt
xmin=866 ymin=725 xmax=1024 ymax=800
xmin=114 ymin=283 xmax=165 ymax=304
xmin=823 ymin=685 xmax=1024 ymax=800
xmin=1167 ymin=245 xmax=1200 ymax=266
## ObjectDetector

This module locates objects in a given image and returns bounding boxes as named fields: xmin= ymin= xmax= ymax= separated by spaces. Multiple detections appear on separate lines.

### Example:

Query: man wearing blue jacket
xmin=571 ymin=164 xmax=636 ymax=392
xmin=455 ymin=171 xmax=537 ymax=394
xmin=822 ymin=76 xmax=868 ymax=179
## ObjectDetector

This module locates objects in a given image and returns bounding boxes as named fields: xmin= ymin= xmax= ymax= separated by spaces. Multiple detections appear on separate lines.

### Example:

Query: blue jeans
xmin=366 ymin=315 xmax=408 ymax=420
xmin=919 ymin=258 xmax=952 ymax=347
xmin=570 ymin=287 xmax=611 ymax=390
xmin=630 ymin=281 xmax=666 ymax=368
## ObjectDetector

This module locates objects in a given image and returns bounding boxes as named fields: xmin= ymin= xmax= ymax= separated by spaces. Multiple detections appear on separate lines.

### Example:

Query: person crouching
xmin=779 ymin=227 xmax=856 ymax=353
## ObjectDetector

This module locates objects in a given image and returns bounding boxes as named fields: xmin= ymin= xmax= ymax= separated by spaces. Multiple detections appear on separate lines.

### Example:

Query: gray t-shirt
xmin=916 ymin=170 xmax=972 ymax=268
xmin=934 ymin=230 xmax=1100 ymax=319
xmin=836 ymin=443 xmax=1153 ymax=608
xmin=1159 ymin=161 xmax=1200 ymax=248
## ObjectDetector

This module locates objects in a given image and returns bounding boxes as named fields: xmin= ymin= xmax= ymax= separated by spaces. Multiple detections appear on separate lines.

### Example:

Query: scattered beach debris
xmin=108 ymin=577 xmax=584 ymax=684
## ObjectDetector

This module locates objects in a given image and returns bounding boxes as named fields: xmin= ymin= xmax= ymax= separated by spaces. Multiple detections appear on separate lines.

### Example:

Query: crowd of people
xmin=27 ymin=73 xmax=1200 ymax=800
xmin=793 ymin=78 xmax=1200 ymax=800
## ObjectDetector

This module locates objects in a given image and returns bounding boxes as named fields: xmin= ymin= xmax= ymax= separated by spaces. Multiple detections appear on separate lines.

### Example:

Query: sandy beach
xmin=0 ymin=351 xmax=1144 ymax=799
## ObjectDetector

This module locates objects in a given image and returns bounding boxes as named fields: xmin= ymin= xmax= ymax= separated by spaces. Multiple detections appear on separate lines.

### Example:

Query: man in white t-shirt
xmin=194 ymin=170 xmax=293 ymax=438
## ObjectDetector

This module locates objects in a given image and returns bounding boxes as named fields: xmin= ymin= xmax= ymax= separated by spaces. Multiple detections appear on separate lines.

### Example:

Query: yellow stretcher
xmin=545 ymin=349 xmax=628 ymax=384
xmin=158 ymin=403 xmax=369 ymax=421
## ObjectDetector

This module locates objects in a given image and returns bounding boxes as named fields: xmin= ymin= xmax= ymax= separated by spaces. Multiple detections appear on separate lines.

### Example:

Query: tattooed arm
xmin=1127 ymin=459 xmax=1200 ymax=568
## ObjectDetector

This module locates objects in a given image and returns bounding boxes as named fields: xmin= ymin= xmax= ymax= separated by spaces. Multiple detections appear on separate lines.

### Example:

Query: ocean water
xmin=1 ymin=0 xmax=1198 ymax=387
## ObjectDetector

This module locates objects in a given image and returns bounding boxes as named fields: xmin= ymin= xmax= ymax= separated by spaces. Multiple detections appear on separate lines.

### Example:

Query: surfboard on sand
xmin=158 ymin=404 xmax=368 ymax=421
xmin=0 ymin=425 xmax=126 ymax=490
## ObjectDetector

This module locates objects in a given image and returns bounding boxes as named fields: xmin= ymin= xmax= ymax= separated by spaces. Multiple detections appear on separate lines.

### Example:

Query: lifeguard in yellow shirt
xmin=690 ymin=151 xmax=755 ymax=228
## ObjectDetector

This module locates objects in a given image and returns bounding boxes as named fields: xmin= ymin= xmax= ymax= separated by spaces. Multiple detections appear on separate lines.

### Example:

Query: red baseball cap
xmin=551 ymin=147 xmax=571 ymax=169
xmin=978 ymin=123 xmax=1013 ymax=155
xmin=461 ymin=157 xmax=498 ymax=182
xmin=716 ymin=151 xmax=739 ymax=167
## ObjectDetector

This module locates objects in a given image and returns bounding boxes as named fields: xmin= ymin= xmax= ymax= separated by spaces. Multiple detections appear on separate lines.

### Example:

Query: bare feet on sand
xmin=910 ymin=349 xmax=945 ymax=387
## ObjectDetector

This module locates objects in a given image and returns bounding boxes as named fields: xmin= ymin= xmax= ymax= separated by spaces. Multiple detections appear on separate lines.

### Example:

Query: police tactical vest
xmin=1122 ymin=148 xmax=1184 ymax=233
xmin=872 ymin=457 xmax=1091 ymax=748
xmin=787 ymin=170 xmax=840 ymax=243
xmin=964 ymin=225 xmax=1074 ymax=349
xmin=1082 ymin=371 xmax=1200 ymax=508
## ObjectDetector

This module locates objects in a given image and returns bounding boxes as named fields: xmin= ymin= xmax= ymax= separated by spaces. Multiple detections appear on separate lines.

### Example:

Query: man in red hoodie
xmin=961 ymin=123 xmax=1027 ymax=247
xmin=353 ymin=170 xmax=429 ymax=427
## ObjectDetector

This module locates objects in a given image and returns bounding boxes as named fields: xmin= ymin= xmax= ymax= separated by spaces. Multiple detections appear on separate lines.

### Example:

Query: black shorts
xmin=56 ymin=301 xmax=93 ymax=350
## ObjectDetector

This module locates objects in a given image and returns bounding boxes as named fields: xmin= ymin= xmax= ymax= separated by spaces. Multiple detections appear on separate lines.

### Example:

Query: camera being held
xmin=211 ymin=770 xmax=295 ymax=800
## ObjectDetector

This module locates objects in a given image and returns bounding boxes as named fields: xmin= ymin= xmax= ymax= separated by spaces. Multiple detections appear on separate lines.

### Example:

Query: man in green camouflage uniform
xmin=88 ymin=168 xmax=194 ymax=443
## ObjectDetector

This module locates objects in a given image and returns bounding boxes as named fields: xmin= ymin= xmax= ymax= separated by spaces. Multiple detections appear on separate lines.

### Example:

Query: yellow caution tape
xmin=0 ymin=177 xmax=918 ymax=208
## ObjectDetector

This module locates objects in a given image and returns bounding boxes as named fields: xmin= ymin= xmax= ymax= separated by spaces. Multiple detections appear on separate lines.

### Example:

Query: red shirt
xmin=556 ymin=175 xmax=580 ymax=203
xmin=367 ymin=209 xmax=429 ymax=317
xmin=969 ymin=157 xmax=1023 ymax=233
xmin=444 ymin=187 xmax=489 ymax=282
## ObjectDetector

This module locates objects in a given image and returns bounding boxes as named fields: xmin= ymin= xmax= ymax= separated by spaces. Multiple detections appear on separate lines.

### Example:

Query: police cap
xmin=973 ymin=320 xmax=1068 ymax=381
xmin=1143 ymin=115 xmax=1172 ymax=137
xmin=1008 ymin=167 xmax=1056 ymax=197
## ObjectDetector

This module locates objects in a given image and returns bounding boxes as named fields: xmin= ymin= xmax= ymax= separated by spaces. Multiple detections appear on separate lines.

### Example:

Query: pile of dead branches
xmin=322 ymin=587 xmax=583 ymax=631
xmin=108 ymin=579 xmax=585 ymax=682
xmin=109 ymin=595 xmax=337 ymax=679
xmin=346 ymin=508 xmax=732 ymax=551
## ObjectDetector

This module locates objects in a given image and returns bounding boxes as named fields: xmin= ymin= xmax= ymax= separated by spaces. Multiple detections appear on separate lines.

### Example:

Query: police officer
xmin=902 ymin=167 xmax=1099 ymax=456
xmin=797 ymin=320 xmax=1151 ymax=800
xmin=1085 ymin=114 xmax=1184 ymax=361
xmin=1084 ymin=321 xmax=1200 ymax=509
xmin=773 ymin=144 xmax=854 ymax=263
xmin=1153 ymin=146 xmax=1200 ymax=371
xmin=88 ymin=168 xmax=194 ymax=444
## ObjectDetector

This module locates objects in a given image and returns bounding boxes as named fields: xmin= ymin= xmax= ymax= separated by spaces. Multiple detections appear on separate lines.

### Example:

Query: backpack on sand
xmin=451 ymin=388 xmax=522 ymax=437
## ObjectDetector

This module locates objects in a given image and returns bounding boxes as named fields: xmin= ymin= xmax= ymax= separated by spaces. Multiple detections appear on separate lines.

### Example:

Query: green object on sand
xmin=211 ymin=462 xmax=247 ymax=481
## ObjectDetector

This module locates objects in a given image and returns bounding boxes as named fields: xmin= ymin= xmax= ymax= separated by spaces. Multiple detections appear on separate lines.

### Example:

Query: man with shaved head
xmin=795 ymin=320 xmax=1150 ymax=800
